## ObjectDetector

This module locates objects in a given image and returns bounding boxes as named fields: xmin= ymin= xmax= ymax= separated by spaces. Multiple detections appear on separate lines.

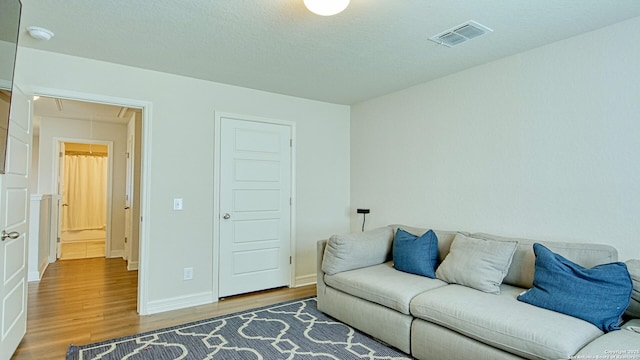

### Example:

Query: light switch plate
xmin=173 ymin=198 xmax=183 ymax=211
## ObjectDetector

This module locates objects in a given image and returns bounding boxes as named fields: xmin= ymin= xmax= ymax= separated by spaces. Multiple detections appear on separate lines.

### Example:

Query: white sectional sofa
xmin=316 ymin=225 xmax=640 ymax=360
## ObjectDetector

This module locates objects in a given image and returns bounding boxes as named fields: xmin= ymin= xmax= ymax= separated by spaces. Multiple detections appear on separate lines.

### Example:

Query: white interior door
xmin=124 ymin=133 xmax=133 ymax=262
xmin=55 ymin=141 xmax=64 ymax=259
xmin=218 ymin=117 xmax=292 ymax=298
xmin=0 ymin=86 xmax=32 ymax=360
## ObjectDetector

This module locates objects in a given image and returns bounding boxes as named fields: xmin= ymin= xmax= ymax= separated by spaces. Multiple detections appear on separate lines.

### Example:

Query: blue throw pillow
xmin=517 ymin=243 xmax=632 ymax=332
xmin=393 ymin=228 xmax=439 ymax=278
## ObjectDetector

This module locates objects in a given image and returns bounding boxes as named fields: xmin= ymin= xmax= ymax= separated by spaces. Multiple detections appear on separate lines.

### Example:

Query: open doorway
xmin=30 ymin=95 xmax=145 ymax=307
xmin=58 ymin=141 xmax=110 ymax=260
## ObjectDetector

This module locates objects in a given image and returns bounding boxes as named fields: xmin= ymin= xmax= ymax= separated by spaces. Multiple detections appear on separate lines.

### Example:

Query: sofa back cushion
xmin=473 ymin=233 xmax=618 ymax=289
xmin=322 ymin=226 xmax=394 ymax=275
xmin=326 ymin=225 xmax=620 ymax=290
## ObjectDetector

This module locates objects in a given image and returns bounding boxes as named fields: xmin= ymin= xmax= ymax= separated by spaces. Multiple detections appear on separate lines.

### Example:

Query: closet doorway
xmin=58 ymin=141 xmax=110 ymax=260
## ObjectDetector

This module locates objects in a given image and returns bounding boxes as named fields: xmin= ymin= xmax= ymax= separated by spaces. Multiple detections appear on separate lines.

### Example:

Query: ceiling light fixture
xmin=26 ymin=26 xmax=54 ymax=41
xmin=304 ymin=0 xmax=350 ymax=16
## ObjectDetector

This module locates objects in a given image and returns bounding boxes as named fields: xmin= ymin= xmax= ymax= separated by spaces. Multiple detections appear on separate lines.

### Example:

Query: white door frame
xmin=213 ymin=112 xmax=296 ymax=301
xmin=30 ymin=87 xmax=152 ymax=314
xmin=52 ymin=138 xmax=113 ymax=258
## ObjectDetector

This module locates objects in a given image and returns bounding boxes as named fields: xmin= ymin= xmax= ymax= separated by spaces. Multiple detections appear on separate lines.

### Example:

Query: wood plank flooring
xmin=12 ymin=257 xmax=316 ymax=360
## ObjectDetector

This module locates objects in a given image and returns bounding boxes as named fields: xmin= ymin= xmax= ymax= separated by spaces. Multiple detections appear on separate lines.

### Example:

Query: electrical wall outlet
xmin=183 ymin=267 xmax=193 ymax=280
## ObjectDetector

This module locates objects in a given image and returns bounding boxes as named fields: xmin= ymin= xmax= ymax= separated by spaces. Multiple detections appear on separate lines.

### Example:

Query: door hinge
xmin=126 ymin=152 xmax=130 ymax=159
xmin=289 ymin=256 xmax=292 ymax=265
xmin=290 ymin=139 xmax=292 ymax=147
xmin=59 ymin=151 xmax=63 ymax=157
xmin=289 ymin=197 xmax=292 ymax=206
xmin=124 ymin=237 xmax=127 ymax=244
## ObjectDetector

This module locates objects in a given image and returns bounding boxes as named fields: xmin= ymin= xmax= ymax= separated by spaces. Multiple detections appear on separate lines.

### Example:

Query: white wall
xmin=351 ymin=17 xmax=640 ymax=261
xmin=37 ymin=117 xmax=127 ymax=254
xmin=15 ymin=47 xmax=350 ymax=311
xmin=28 ymin=194 xmax=51 ymax=281
xmin=29 ymin=134 xmax=38 ymax=192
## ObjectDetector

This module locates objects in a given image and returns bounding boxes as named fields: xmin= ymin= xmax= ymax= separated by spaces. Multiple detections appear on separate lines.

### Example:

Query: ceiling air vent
xmin=429 ymin=20 xmax=493 ymax=47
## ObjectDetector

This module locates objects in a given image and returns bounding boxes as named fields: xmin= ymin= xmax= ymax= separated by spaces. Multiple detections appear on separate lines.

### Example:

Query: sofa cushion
xmin=517 ymin=243 xmax=632 ymax=332
xmin=324 ymin=261 xmax=447 ymax=314
xmin=473 ymin=232 xmax=618 ymax=289
xmin=625 ymin=259 xmax=640 ymax=318
xmin=322 ymin=226 xmax=393 ymax=275
xmin=410 ymin=284 xmax=603 ymax=360
xmin=576 ymin=319 xmax=640 ymax=356
xmin=393 ymin=228 xmax=439 ymax=278
xmin=435 ymin=233 xmax=517 ymax=294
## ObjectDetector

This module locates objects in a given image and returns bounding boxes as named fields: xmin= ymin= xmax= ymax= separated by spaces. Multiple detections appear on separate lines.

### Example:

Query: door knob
xmin=1 ymin=230 xmax=20 ymax=241
xmin=223 ymin=213 xmax=231 ymax=219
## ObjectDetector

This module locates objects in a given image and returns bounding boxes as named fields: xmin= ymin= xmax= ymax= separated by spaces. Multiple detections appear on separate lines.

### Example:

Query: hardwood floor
xmin=12 ymin=257 xmax=316 ymax=360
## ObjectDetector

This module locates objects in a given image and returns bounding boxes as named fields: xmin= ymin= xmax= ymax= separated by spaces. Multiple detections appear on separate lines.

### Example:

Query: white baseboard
xmin=145 ymin=291 xmax=216 ymax=315
xmin=39 ymin=262 xmax=49 ymax=279
xmin=28 ymin=271 xmax=40 ymax=282
xmin=295 ymin=273 xmax=316 ymax=287
xmin=142 ymin=274 xmax=314 ymax=315
xmin=109 ymin=250 xmax=124 ymax=258
xmin=28 ymin=262 xmax=50 ymax=282
xmin=127 ymin=261 xmax=138 ymax=271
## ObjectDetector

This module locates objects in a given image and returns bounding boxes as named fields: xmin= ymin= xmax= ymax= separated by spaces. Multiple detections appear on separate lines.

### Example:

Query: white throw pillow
xmin=625 ymin=259 xmax=640 ymax=318
xmin=322 ymin=226 xmax=394 ymax=275
xmin=435 ymin=233 xmax=517 ymax=294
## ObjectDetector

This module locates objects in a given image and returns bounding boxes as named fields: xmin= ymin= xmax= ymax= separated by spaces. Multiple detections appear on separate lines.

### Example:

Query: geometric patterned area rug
xmin=66 ymin=297 xmax=412 ymax=359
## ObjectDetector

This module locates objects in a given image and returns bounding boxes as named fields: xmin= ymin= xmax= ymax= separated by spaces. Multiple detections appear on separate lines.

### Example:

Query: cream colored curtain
xmin=61 ymin=154 xmax=107 ymax=231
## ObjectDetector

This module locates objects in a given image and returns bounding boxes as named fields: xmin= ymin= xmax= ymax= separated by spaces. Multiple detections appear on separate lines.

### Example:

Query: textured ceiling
xmin=17 ymin=0 xmax=640 ymax=105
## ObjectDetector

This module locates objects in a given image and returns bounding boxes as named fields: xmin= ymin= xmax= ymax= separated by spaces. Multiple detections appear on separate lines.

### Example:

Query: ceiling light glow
xmin=304 ymin=0 xmax=350 ymax=16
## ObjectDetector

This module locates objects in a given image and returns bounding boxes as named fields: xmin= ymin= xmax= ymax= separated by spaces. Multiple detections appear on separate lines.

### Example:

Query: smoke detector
xmin=429 ymin=20 xmax=492 ymax=47
xmin=26 ymin=26 xmax=54 ymax=41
